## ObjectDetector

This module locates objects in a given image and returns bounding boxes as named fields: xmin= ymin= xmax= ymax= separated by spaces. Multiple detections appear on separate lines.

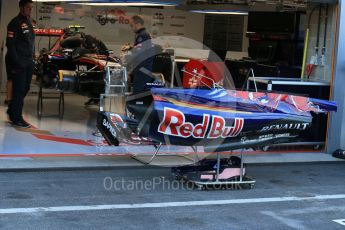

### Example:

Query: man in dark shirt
xmin=127 ymin=15 xmax=154 ymax=94
xmin=6 ymin=0 xmax=35 ymax=128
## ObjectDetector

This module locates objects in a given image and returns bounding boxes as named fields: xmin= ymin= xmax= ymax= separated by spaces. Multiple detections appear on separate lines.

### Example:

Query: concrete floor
xmin=1 ymin=162 xmax=345 ymax=230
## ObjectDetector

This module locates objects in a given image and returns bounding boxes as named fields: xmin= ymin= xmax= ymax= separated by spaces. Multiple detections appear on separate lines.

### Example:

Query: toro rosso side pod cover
xmin=150 ymin=88 xmax=337 ymax=151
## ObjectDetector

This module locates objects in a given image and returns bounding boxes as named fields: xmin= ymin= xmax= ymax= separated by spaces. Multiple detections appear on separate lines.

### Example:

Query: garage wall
xmin=0 ymin=2 xmax=205 ymax=91
xmin=30 ymin=4 xmax=205 ymax=52
xmin=328 ymin=0 xmax=345 ymax=153
xmin=305 ymin=3 xmax=337 ymax=82
xmin=0 ymin=0 xmax=18 ymax=91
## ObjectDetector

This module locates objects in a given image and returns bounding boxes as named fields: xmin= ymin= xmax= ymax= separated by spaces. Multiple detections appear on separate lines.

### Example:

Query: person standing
xmin=127 ymin=15 xmax=154 ymax=94
xmin=6 ymin=0 xmax=35 ymax=128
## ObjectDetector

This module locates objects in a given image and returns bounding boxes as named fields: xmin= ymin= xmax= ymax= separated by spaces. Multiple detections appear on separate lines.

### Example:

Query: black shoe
xmin=93 ymin=98 xmax=100 ymax=105
xmin=6 ymin=108 xmax=11 ymax=121
xmin=85 ymin=98 xmax=99 ymax=106
xmin=333 ymin=149 xmax=345 ymax=159
xmin=12 ymin=120 xmax=31 ymax=128
xmin=84 ymin=98 xmax=94 ymax=106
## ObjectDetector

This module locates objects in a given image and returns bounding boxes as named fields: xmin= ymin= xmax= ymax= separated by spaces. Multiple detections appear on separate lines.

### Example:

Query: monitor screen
xmin=247 ymin=12 xmax=296 ymax=34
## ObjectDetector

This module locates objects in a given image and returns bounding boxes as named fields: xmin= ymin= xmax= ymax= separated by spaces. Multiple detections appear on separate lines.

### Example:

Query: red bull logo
xmin=158 ymin=108 xmax=244 ymax=139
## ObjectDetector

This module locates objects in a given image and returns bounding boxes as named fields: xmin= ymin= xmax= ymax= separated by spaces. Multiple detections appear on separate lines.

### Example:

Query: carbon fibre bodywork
xmin=97 ymin=88 xmax=336 ymax=152
xmin=34 ymin=27 xmax=121 ymax=95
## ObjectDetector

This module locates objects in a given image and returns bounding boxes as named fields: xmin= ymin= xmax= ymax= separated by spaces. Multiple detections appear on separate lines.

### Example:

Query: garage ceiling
xmin=186 ymin=0 xmax=335 ymax=12
xmin=45 ymin=0 xmax=336 ymax=11
xmin=184 ymin=0 xmax=308 ymax=11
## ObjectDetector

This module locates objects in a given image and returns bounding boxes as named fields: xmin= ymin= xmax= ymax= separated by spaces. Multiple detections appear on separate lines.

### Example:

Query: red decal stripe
xmin=227 ymin=126 xmax=234 ymax=137
xmin=32 ymin=134 xmax=94 ymax=146
xmin=235 ymin=119 xmax=243 ymax=136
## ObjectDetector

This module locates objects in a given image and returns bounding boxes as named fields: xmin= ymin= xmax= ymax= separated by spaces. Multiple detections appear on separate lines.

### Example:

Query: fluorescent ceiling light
xmin=34 ymin=0 xmax=90 ymax=2
xmin=191 ymin=10 xmax=248 ymax=15
xmin=74 ymin=3 xmax=176 ymax=6
xmin=34 ymin=0 xmax=177 ymax=4
xmin=71 ymin=1 xmax=178 ymax=6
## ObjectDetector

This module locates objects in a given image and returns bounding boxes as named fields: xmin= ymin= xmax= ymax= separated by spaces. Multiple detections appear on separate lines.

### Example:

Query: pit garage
xmin=0 ymin=0 xmax=344 ymax=170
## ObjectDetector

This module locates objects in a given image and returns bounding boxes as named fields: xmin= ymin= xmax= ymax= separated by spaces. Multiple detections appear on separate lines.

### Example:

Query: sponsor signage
xmin=241 ymin=133 xmax=292 ymax=144
xmin=96 ymin=9 xmax=130 ymax=26
xmin=102 ymin=118 xmax=117 ymax=138
xmin=34 ymin=28 xmax=64 ymax=36
xmin=158 ymin=108 xmax=244 ymax=139
xmin=260 ymin=123 xmax=309 ymax=132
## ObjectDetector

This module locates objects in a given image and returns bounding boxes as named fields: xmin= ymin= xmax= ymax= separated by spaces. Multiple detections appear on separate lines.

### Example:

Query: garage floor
xmin=0 ymin=92 xmax=202 ymax=160
xmin=0 ymin=92 xmax=339 ymax=166
xmin=1 ymin=93 xmax=110 ymax=155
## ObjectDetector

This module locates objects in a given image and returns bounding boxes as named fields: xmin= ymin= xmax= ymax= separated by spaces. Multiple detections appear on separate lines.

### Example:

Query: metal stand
xmin=131 ymin=143 xmax=197 ymax=166
xmin=244 ymin=68 xmax=258 ymax=92
xmin=135 ymin=143 xmax=162 ymax=165
xmin=99 ymin=66 xmax=128 ymax=112
xmin=172 ymin=149 xmax=256 ymax=190
xmin=191 ymin=150 xmax=256 ymax=189
xmin=216 ymin=153 xmax=221 ymax=182
xmin=37 ymin=86 xmax=64 ymax=120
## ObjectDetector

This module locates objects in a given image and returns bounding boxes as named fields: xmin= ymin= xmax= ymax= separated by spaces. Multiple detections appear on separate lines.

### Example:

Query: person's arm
xmin=6 ymin=20 xmax=18 ymax=63
xmin=30 ymin=19 xmax=35 ymax=59
xmin=121 ymin=43 xmax=133 ymax=52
